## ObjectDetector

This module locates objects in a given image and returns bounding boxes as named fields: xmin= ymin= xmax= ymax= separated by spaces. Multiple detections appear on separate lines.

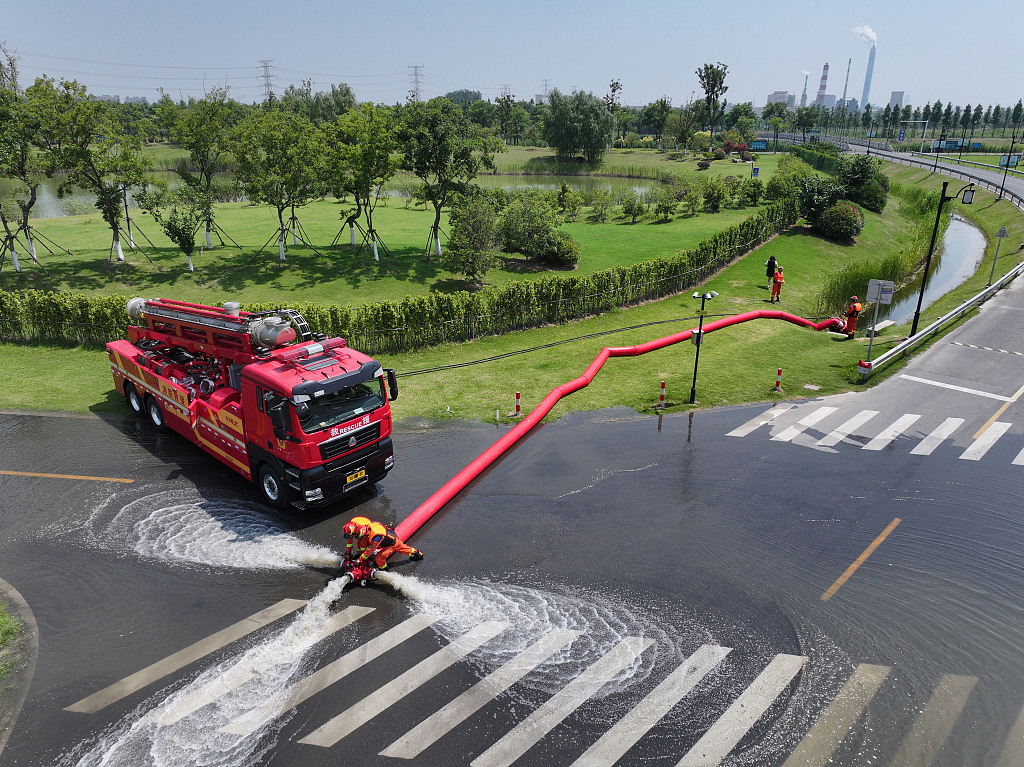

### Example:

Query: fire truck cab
xmin=107 ymin=297 xmax=397 ymax=509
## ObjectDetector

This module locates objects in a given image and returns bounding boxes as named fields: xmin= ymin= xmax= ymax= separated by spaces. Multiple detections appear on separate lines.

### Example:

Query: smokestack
xmin=841 ymin=57 xmax=851 ymax=101
xmin=815 ymin=63 xmax=829 ymax=105
xmin=800 ymin=73 xmax=809 ymax=108
xmin=861 ymin=43 xmax=876 ymax=111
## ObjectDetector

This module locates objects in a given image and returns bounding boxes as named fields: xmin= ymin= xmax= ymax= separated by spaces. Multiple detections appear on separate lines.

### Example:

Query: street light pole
xmin=689 ymin=291 xmax=717 ymax=404
xmin=997 ymin=130 xmax=1019 ymax=200
xmin=911 ymin=181 xmax=975 ymax=336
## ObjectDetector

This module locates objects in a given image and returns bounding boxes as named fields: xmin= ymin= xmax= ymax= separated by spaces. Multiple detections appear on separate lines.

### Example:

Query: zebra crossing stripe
xmin=817 ymin=410 xmax=880 ymax=447
xmin=221 ymin=613 xmax=439 ymax=737
xmin=889 ymin=674 xmax=978 ymax=767
xmin=781 ymin=663 xmax=891 ymax=767
xmin=675 ymin=654 xmax=806 ymax=767
xmin=152 ymin=605 xmax=375 ymax=726
xmin=379 ymin=628 xmax=581 ymax=760
xmin=910 ymin=418 xmax=965 ymax=455
xmin=996 ymin=698 xmax=1024 ymax=767
xmin=862 ymin=414 xmax=921 ymax=451
xmin=64 ymin=598 xmax=307 ymax=714
xmin=1012 ymin=446 xmax=1024 ymax=466
xmin=961 ymin=422 xmax=1011 ymax=460
xmin=299 ymin=620 xmax=509 ymax=748
xmin=726 ymin=405 xmax=795 ymax=437
xmin=771 ymin=407 xmax=838 ymax=442
xmin=568 ymin=644 xmax=732 ymax=767
xmin=470 ymin=636 xmax=654 ymax=767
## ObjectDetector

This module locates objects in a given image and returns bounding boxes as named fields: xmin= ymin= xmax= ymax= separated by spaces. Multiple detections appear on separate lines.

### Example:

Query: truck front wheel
xmin=145 ymin=395 xmax=169 ymax=433
xmin=258 ymin=464 xmax=293 ymax=509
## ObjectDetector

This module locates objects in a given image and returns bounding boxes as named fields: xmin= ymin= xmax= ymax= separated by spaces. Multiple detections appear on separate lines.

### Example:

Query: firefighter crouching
xmin=844 ymin=296 xmax=863 ymax=339
xmin=343 ymin=517 xmax=423 ymax=569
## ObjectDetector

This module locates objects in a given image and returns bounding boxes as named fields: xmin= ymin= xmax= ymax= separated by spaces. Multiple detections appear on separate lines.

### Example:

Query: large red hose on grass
xmin=394 ymin=310 xmax=842 ymax=541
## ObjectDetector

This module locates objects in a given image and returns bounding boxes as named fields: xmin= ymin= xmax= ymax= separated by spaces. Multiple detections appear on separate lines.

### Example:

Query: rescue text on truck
xmin=106 ymin=297 xmax=398 ymax=509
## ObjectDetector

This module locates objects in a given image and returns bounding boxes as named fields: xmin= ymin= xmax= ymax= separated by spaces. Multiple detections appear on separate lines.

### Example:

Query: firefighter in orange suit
xmin=770 ymin=267 xmax=785 ymax=303
xmin=355 ymin=520 xmax=423 ymax=569
xmin=342 ymin=516 xmax=372 ymax=561
xmin=844 ymin=296 xmax=863 ymax=339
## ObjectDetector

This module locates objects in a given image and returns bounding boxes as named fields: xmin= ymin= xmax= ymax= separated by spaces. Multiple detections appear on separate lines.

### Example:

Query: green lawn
xmin=0 ymin=598 xmax=19 ymax=683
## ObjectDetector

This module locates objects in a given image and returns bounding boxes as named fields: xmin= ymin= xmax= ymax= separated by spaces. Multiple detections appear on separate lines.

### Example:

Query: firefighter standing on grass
xmin=343 ymin=517 xmax=423 ymax=569
xmin=844 ymin=296 xmax=863 ymax=339
xmin=770 ymin=267 xmax=785 ymax=303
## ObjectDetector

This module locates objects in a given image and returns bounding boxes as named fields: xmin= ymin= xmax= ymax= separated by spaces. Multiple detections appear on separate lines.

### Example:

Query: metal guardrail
xmin=875 ymin=151 xmax=1024 ymax=213
xmin=909 ymin=152 xmax=1024 ymax=179
xmin=858 ymin=258 xmax=1024 ymax=379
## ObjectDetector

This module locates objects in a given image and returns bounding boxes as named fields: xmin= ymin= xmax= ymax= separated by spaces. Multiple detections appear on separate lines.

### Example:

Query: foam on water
xmin=63 ymin=578 xmax=349 ymax=767
xmin=91 ymin=488 xmax=341 ymax=570
xmin=374 ymin=571 xmax=704 ymax=700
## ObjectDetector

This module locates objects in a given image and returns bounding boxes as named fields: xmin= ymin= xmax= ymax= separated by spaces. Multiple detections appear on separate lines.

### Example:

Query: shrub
xmin=814 ymin=200 xmax=865 ymax=240
xmin=703 ymin=180 xmax=726 ymax=212
xmin=620 ymin=189 xmax=645 ymax=223
xmin=712 ymin=148 xmax=727 ymax=161
xmin=847 ymin=181 xmax=887 ymax=213
xmin=797 ymin=176 xmax=846 ymax=223
xmin=588 ymin=188 xmax=614 ymax=221
xmin=653 ymin=186 xmax=678 ymax=221
xmin=681 ymin=191 xmax=703 ymax=216
xmin=545 ymin=230 xmax=580 ymax=267
xmin=697 ymin=160 xmax=711 ymax=171
xmin=742 ymin=177 xmax=764 ymax=206
xmin=557 ymin=183 xmax=585 ymax=221
xmin=444 ymin=194 xmax=500 ymax=284
xmin=764 ymin=174 xmax=796 ymax=201
xmin=498 ymin=191 xmax=560 ymax=260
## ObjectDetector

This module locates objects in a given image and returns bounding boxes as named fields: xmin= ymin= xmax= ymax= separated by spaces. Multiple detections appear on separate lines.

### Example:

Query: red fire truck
xmin=106 ymin=297 xmax=397 ymax=509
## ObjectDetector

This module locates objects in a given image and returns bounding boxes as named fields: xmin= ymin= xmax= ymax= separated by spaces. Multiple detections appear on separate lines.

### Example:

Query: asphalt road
xmin=2 ymin=280 xmax=1024 ymax=767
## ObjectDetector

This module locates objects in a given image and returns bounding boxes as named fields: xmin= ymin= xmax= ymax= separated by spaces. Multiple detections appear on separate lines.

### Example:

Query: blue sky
xmin=6 ymin=0 xmax=1021 ymax=111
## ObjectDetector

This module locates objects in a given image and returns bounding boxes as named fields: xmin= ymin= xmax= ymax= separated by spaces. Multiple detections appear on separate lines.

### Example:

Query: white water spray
xmin=93 ymin=488 xmax=341 ymax=570
xmin=64 ymin=578 xmax=351 ymax=767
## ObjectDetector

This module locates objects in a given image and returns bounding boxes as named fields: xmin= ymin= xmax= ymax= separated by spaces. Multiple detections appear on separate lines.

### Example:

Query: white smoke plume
xmin=854 ymin=25 xmax=877 ymax=44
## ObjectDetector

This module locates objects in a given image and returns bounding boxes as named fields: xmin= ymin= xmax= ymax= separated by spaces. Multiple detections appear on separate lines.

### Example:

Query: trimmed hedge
xmin=0 ymin=198 xmax=800 ymax=355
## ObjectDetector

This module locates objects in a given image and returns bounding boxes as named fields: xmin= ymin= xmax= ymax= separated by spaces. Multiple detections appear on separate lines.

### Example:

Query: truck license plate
xmin=346 ymin=469 xmax=366 ymax=484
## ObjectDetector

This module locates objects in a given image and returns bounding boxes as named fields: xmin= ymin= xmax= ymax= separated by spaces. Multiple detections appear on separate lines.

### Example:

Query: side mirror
xmin=386 ymin=369 xmax=399 ymax=401
xmin=268 ymin=401 xmax=289 ymax=432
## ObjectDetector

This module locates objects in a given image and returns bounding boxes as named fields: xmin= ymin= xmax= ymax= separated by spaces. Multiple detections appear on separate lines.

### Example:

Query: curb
xmin=0 ymin=578 xmax=39 ymax=760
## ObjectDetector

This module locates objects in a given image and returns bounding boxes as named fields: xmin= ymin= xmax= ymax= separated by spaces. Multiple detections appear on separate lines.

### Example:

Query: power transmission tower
xmin=259 ymin=60 xmax=275 ymax=102
xmin=500 ymin=83 xmax=512 ymax=98
xmin=541 ymin=79 xmax=551 ymax=97
xmin=408 ymin=65 xmax=423 ymax=103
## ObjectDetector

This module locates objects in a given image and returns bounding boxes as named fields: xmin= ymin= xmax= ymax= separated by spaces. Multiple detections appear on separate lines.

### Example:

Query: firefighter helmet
xmin=343 ymin=521 xmax=360 ymax=538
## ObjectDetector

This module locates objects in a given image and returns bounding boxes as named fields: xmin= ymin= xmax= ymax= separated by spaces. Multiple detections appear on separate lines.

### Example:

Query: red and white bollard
xmin=515 ymin=391 xmax=521 ymax=417
xmin=773 ymin=369 xmax=783 ymax=392
xmin=659 ymin=381 xmax=666 ymax=408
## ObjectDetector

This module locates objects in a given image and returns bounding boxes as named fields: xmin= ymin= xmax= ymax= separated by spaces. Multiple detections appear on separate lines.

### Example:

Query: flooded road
xmin=2 ymin=385 xmax=1023 ymax=766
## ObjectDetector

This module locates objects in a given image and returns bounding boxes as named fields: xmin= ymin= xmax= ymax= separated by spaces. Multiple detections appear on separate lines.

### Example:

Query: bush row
xmin=0 ymin=198 xmax=800 ymax=354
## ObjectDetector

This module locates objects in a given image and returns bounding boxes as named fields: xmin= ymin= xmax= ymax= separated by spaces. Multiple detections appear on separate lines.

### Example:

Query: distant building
xmin=889 ymin=91 xmax=906 ymax=108
xmin=534 ymin=93 xmax=548 ymax=106
xmin=766 ymin=90 xmax=796 ymax=108
xmin=837 ymin=97 xmax=859 ymax=113
xmin=124 ymin=96 xmax=148 ymax=104
xmin=821 ymin=94 xmax=837 ymax=109
xmin=96 ymin=94 xmax=120 ymax=103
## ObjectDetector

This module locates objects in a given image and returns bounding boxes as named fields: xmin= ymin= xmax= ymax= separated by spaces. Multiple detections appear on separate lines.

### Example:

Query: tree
xmin=696 ymin=62 xmax=729 ymax=145
xmin=604 ymin=79 xmax=622 ymax=114
xmin=230 ymin=108 xmax=327 ymax=260
xmin=794 ymin=107 xmax=817 ymax=142
xmin=28 ymin=77 xmax=149 ymax=262
xmin=498 ymin=191 xmax=561 ymax=260
xmin=444 ymin=89 xmax=482 ymax=108
xmin=158 ymin=86 xmax=236 ymax=249
xmin=614 ymin=107 xmax=639 ymax=140
xmin=326 ymin=103 xmax=400 ymax=261
xmin=653 ymin=186 xmax=678 ymax=221
xmin=443 ymin=193 xmax=499 ymax=285
xmin=280 ymin=80 xmax=356 ymax=124
xmin=725 ymin=102 xmax=755 ymax=128
xmin=542 ymin=89 xmax=614 ymax=163
xmin=468 ymin=100 xmax=495 ymax=128
xmin=1013 ymin=99 xmax=1024 ymax=128
xmin=496 ymin=93 xmax=518 ymax=143
xmin=620 ymin=189 xmax=644 ymax=223
xmin=641 ymin=97 xmax=672 ymax=140
xmin=796 ymin=176 xmax=845 ymax=223
xmin=400 ymin=96 xmax=503 ymax=258
xmin=136 ymin=183 xmax=210 ymax=271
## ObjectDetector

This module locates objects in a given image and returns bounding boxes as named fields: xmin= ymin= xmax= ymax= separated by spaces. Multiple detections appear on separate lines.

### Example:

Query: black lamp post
xmin=689 ymin=291 xmax=717 ymax=404
xmin=911 ymin=181 xmax=975 ymax=336
xmin=933 ymin=130 xmax=946 ymax=171
xmin=997 ymin=130 xmax=1020 ymax=200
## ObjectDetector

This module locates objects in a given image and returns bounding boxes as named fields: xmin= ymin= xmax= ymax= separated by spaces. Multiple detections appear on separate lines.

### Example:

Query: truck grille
xmin=325 ymin=442 xmax=380 ymax=473
xmin=319 ymin=422 xmax=381 ymax=461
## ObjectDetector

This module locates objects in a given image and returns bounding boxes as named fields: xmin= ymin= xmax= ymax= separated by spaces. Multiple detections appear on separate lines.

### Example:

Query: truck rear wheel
xmin=125 ymin=383 xmax=144 ymax=417
xmin=145 ymin=395 xmax=169 ymax=433
xmin=258 ymin=464 xmax=293 ymax=509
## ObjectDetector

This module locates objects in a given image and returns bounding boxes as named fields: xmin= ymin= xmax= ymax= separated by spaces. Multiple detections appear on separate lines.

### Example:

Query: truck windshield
xmin=297 ymin=380 xmax=386 ymax=435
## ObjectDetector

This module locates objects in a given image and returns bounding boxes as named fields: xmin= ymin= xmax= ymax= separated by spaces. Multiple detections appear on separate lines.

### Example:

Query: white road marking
xmin=899 ymin=374 xmax=1013 ymax=402
xmin=153 ymin=605 xmax=374 ymax=726
xmin=961 ymin=422 xmax=1011 ymax=460
xmin=471 ymin=636 xmax=654 ymax=767
xmin=676 ymin=653 xmax=805 ymax=767
xmin=222 ymin=613 xmax=438 ymax=737
xmin=64 ymin=599 xmax=307 ymax=714
xmin=862 ymin=415 xmax=922 ymax=451
xmin=1012 ymin=446 xmax=1024 ymax=466
xmin=569 ymin=644 xmax=732 ymax=767
xmin=380 ymin=628 xmax=580 ymax=759
xmin=726 ymin=405 xmax=796 ymax=437
xmin=890 ymin=674 xmax=977 ymax=767
xmin=817 ymin=410 xmax=880 ymax=446
xmin=299 ymin=620 xmax=509 ymax=748
xmin=910 ymin=418 xmax=965 ymax=455
xmin=781 ymin=664 xmax=891 ymax=767
xmin=771 ymin=407 xmax=838 ymax=442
